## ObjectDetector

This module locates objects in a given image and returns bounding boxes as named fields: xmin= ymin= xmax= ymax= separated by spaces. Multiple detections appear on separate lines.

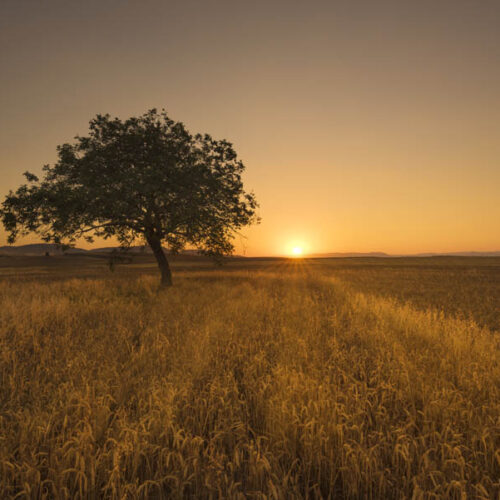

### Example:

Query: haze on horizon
xmin=1 ymin=0 xmax=499 ymax=257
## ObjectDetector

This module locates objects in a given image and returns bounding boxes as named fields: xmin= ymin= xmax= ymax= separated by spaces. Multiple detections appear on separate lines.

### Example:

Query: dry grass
xmin=316 ymin=258 xmax=500 ymax=332
xmin=0 ymin=265 xmax=499 ymax=498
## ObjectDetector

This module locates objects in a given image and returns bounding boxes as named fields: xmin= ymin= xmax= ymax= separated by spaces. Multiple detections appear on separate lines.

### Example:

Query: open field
xmin=0 ymin=256 xmax=499 ymax=498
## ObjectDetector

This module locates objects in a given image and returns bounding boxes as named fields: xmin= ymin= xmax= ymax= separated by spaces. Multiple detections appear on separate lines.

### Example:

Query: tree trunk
xmin=146 ymin=232 xmax=172 ymax=287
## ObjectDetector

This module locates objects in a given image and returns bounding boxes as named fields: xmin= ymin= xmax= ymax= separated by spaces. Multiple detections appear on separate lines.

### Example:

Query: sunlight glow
xmin=291 ymin=246 xmax=303 ymax=257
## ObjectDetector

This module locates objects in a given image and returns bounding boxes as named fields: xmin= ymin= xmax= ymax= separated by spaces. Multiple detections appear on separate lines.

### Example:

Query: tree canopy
xmin=0 ymin=109 xmax=259 ymax=286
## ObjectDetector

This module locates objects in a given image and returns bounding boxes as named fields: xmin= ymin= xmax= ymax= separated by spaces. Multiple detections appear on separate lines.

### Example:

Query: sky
xmin=1 ymin=0 xmax=499 ymax=256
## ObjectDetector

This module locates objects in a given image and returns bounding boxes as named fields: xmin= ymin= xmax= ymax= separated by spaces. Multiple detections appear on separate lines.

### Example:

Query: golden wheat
xmin=0 ymin=268 xmax=499 ymax=499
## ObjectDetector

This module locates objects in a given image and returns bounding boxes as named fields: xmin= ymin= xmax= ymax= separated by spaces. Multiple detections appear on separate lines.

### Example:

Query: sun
xmin=291 ymin=246 xmax=303 ymax=257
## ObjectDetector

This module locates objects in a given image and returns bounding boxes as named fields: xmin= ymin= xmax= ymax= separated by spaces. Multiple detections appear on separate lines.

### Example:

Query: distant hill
xmin=0 ymin=243 xmax=199 ymax=256
xmin=308 ymin=252 xmax=390 ymax=258
xmin=89 ymin=245 xmax=153 ymax=254
xmin=90 ymin=246 xmax=203 ymax=255
xmin=0 ymin=244 xmax=87 ymax=256
xmin=413 ymin=251 xmax=500 ymax=257
xmin=309 ymin=251 xmax=500 ymax=258
xmin=1 ymin=244 xmax=499 ymax=258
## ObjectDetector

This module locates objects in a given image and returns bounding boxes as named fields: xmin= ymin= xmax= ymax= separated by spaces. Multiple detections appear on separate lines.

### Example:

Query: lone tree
xmin=0 ymin=110 xmax=259 ymax=286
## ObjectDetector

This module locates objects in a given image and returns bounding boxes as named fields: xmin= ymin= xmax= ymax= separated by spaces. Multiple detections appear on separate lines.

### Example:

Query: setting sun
xmin=291 ymin=246 xmax=303 ymax=257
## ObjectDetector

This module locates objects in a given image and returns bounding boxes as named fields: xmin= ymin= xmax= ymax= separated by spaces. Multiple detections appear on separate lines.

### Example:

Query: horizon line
xmin=1 ymin=242 xmax=499 ymax=258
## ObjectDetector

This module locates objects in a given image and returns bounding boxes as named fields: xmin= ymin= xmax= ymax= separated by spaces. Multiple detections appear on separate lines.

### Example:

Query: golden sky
xmin=1 ymin=0 xmax=499 ymax=256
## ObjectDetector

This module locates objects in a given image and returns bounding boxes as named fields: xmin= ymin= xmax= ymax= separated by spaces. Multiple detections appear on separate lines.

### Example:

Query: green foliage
xmin=1 ymin=109 xmax=259 ymax=271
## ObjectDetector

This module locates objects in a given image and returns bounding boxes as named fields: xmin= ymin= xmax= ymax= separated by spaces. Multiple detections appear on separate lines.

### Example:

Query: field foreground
xmin=0 ymin=262 xmax=499 ymax=498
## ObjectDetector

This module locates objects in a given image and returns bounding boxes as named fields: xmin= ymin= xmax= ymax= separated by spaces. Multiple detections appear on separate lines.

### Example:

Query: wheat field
xmin=0 ymin=260 xmax=499 ymax=499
